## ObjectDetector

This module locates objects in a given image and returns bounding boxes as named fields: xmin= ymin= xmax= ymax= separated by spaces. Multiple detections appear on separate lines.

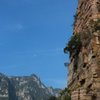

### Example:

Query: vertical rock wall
xmin=67 ymin=0 xmax=100 ymax=100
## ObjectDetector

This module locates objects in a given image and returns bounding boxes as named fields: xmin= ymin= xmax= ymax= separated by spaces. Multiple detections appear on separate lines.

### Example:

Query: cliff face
xmin=0 ymin=73 xmax=61 ymax=100
xmin=67 ymin=0 xmax=100 ymax=100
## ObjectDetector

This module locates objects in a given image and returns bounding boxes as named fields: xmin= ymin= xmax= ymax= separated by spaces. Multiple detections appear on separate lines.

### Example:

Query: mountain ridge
xmin=0 ymin=73 xmax=61 ymax=100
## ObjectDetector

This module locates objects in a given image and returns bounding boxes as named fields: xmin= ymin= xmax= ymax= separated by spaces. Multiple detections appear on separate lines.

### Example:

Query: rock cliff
xmin=64 ymin=0 xmax=100 ymax=100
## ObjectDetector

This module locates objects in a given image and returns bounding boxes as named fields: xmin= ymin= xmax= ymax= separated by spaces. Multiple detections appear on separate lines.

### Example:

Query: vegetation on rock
xmin=64 ymin=34 xmax=82 ymax=57
xmin=48 ymin=88 xmax=71 ymax=100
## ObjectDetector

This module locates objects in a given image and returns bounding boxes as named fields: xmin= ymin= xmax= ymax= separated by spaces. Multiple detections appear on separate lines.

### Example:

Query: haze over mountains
xmin=0 ymin=73 xmax=61 ymax=100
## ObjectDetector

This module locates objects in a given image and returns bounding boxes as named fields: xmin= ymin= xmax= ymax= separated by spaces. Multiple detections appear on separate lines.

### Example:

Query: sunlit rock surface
xmin=67 ymin=0 xmax=100 ymax=100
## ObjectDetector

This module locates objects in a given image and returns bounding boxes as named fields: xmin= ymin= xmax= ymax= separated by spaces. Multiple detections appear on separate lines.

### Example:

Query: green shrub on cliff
xmin=64 ymin=34 xmax=82 ymax=57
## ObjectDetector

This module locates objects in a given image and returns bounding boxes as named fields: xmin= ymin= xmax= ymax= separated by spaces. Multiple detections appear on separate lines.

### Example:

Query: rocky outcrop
xmin=0 ymin=73 xmax=17 ymax=100
xmin=66 ymin=0 xmax=100 ymax=100
xmin=0 ymin=73 xmax=61 ymax=100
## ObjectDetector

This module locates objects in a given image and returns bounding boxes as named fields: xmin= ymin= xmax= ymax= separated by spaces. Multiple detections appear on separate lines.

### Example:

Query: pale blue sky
xmin=0 ymin=0 xmax=78 ymax=88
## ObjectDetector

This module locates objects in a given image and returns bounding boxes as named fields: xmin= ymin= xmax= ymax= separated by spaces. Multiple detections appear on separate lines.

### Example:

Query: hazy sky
xmin=0 ymin=0 xmax=78 ymax=88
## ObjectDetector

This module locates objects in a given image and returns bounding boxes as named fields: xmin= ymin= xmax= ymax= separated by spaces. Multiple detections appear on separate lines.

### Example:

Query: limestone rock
xmin=67 ymin=0 xmax=100 ymax=100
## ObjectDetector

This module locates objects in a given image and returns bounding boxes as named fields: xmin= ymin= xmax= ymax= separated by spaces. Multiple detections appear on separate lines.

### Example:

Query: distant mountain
xmin=0 ymin=73 xmax=61 ymax=100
